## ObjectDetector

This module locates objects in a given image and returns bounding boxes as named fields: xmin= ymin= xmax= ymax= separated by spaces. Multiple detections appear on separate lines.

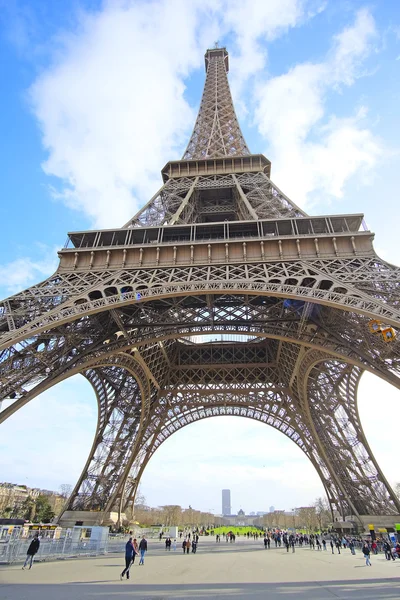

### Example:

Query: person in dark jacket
xmin=120 ymin=537 xmax=136 ymax=580
xmin=138 ymin=536 xmax=147 ymax=565
xmin=362 ymin=542 xmax=371 ymax=566
xmin=22 ymin=534 xmax=40 ymax=569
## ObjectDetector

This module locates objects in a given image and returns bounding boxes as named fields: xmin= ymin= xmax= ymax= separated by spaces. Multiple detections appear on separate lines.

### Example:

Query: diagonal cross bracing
xmin=1 ymin=46 xmax=400 ymax=529
xmin=183 ymin=48 xmax=249 ymax=160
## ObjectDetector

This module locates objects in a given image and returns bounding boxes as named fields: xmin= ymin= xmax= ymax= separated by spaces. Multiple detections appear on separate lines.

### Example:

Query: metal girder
xmin=1 ymin=46 xmax=400 ymax=526
xmin=183 ymin=48 xmax=249 ymax=160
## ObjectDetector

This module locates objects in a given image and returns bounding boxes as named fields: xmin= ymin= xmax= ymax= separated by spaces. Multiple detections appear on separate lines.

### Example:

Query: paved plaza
xmin=1 ymin=538 xmax=400 ymax=599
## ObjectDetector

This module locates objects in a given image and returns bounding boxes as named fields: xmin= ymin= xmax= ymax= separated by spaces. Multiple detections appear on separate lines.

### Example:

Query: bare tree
xmin=134 ymin=485 xmax=146 ymax=507
xmin=314 ymin=497 xmax=331 ymax=530
xmin=59 ymin=484 xmax=73 ymax=499
xmin=297 ymin=507 xmax=318 ymax=532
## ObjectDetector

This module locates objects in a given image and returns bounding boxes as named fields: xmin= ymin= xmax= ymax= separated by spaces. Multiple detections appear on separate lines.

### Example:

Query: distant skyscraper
xmin=222 ymin=489 xmax=231 ymax=515
xmin=269 ymin=505 xmax=275 ymax=513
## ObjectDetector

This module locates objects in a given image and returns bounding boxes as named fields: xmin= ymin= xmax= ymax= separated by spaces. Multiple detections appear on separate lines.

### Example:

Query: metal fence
xmin=0 ymin=536 xmax=129 ymax=565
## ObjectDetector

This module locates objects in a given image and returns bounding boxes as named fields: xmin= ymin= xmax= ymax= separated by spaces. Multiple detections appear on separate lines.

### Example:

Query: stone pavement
xmin=1 ymin=538 xmax=400 ymax=599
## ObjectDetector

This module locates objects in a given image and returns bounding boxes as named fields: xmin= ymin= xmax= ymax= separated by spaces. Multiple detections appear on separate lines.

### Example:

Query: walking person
xmin=182 ymin=539 xmax=187 ymax=553
xmin=322 ymin=539 xmax=326 ymax=551
xmin=172 ymin=538 xmax=177 ymax=551
xmin=120 ymin=537 xmax=136 ymax=580
xmin=22 ymin=534 xmax=40 ymax=570
xmin=138 ymin=535 xmax=147 ymax=565
xmin=330 ymin=540 xmax=334 ymax=554
xmin=362 ymin=542 xmax=371 ymax=566
xmin=186 ymin=539 xmax=191 ymax=554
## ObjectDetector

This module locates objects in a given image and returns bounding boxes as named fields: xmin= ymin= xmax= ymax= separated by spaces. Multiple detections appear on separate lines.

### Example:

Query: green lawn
xmin=207 ymin=526 xmax=263 ymax=536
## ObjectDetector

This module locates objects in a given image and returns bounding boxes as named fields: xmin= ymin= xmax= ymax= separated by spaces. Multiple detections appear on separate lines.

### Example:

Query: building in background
xmin=222 ymin=489 xmax=231 ymax=516
xmin=269 ymin=505 xmax=275 ymax=513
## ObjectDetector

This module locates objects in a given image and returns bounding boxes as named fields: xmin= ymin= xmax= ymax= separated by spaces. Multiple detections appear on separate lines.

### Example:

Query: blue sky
xmin=1 ymin=0 xmax=400 ymax=513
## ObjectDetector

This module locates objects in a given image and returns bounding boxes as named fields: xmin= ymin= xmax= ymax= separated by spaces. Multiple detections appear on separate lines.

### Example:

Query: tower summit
xmin=1 ymin=48 xmax=400 ymax=531
xmin=183 ymin=47 xmax=249 ymax=160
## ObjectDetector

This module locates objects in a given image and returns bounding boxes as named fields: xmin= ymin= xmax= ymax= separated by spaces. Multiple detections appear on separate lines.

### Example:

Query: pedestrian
xmin=186 ymin=539 xmax=191 ymax=554
xmin=182 ymin=539 xmax=186 ymax=553
xmin=120 ymin=537 xmax=136 ymax=580
xmin=362 ymin=542 xmax=371 ymax=566
xmin=173 ymin=539 xmax=177 ymax=551
xmin=192 ymin=540 xmax=197 ymax=553
xmin=138 ymin=535 xmax=147 ymax=565
xmin=383 ymin=540 xmax=392 ymax=560
xmin=349 ymin=540 xmax=356 ymax=555
xmin=22 ymin=534 xmax=40 ymax=570
xmin=330 ymin=540 xmax=334 ymax=554
xmin=322 ymin=539 xmax=326 ymax=551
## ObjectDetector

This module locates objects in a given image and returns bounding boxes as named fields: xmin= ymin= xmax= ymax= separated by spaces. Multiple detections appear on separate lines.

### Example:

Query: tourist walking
xmin=330 ymin=540 xmax=334 ymax=554
xmin=22 ymin=534 xmax=40 ymax=570
xmin=182 ymin=539 xmax=187 ymax=553
xmin=138 ymin=535 xmax=147 ymax=565
xmin=186 ymin=539 xmax=191 ymax=554
xmin=120 ymin=537 xmax=136 ymax=580
xmin=362 ymin=542 xmax=371 ymax=566
xmin=173 ymin=539 xmax=177 ymax=551
xmin=192 ymin=540 xmax=197 ymax=553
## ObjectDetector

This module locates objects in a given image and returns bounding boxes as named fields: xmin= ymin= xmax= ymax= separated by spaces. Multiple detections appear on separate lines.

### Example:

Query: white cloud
xmin=0 ymin=245 xmax=58 ymax=296
xmin=29 ymin=0 xmax=204 ymax=228
xmin=254 ymin=9 xmax=382 ymax=208
xmin=28 ymin=0 xmax=319 ymax=228
xmin=223 ymin=0 xmax=305 ymax=83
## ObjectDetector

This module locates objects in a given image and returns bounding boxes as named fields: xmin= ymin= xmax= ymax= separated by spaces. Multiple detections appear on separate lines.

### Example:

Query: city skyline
xmin=0 ymin=1 xmax=399 ymax=514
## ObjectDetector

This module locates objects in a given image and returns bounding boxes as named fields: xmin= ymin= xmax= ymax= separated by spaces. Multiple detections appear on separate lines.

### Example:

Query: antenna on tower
xmin=214 ymin=41 xmax=219 ymax=48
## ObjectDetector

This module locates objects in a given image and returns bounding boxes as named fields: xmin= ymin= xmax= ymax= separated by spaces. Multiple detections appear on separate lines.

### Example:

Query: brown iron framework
xmin=1 ymin=47 xmax=400 ymax=525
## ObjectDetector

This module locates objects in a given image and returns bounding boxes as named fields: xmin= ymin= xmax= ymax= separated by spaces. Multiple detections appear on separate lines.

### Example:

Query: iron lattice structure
xmin=1 ymin=47 xmax=400 ymax=525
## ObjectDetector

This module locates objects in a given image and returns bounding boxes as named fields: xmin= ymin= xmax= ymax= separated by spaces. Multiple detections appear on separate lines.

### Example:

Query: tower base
xmin=334 ymin=514 xmax=400 ymax=534
xmin=58 ymin=510 xmax=127 ymax=529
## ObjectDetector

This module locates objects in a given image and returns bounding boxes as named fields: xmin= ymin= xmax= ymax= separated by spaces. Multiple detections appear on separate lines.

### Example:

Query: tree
xmin=33 ymin=495 xmax=55 ymax=523
xmin=59 ymin=484 xmax=73 ymax=499
xmin=161 ymin=505 xmax=182 ymax=526
xmin=314 ymin=497 xmax=331 ymax=530
xmin=20 ymin=496 xmax=36 ymax=521
xmin=134 ymin=485 xmax=146 ymax=507
xmin=297 ymin=507 xmax=318 ymax=532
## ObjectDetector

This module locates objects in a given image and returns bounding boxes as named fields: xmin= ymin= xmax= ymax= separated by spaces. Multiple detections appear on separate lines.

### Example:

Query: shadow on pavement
xmin=2 ymin=578 xmax=400 ymax=600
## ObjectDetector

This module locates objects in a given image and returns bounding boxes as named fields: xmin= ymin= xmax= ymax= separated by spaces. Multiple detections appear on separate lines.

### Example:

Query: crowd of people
xmin=261 ymin=531 xmax=400 ymax=565
xmin=118 ymin=529 xmax=400 ymax=580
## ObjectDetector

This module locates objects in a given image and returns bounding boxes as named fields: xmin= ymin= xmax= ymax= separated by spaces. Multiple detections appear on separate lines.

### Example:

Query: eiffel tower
xmin=1 ymin=47 xmax=400 ymax=530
